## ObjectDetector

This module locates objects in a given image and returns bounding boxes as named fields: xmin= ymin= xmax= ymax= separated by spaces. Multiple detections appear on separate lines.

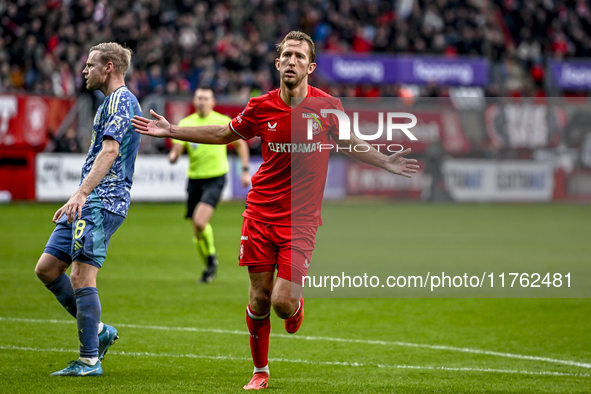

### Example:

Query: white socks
xmin=254 ymin=365 xmax=270 ymax=376
xmin=247 ymin=305 xmax=270 ymax=321
xmin=80 ymin=357 xmax=99 ymax=366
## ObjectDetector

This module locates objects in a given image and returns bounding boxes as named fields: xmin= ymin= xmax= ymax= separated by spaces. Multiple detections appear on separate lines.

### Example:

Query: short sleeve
xmin=103 ymin=91 xmax=131 ymax=144
xmin=229 ymin=99 xmax=259 ymax=140
xmin=326 ymin=97 xmax=345 ymax=136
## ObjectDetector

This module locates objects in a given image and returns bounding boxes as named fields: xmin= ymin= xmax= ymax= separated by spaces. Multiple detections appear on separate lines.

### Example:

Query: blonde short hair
xmin=89 ymin=42 xmax=132 ymax=75
xmin=276 ymin=31 xmax=316 ymax=63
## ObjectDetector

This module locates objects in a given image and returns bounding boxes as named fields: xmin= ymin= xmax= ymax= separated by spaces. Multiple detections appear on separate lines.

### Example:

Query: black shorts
xmin=185 ymin=175 xmax=226 ymax=218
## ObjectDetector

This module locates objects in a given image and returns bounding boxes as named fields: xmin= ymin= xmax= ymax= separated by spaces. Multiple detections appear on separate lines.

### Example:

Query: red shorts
xmin=239 ymin=218 xmax=317 ymax=285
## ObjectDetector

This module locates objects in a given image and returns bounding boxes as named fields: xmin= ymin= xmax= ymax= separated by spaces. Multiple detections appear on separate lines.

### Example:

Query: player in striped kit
xmin=35 ymin=42 xmax=141 ymax=376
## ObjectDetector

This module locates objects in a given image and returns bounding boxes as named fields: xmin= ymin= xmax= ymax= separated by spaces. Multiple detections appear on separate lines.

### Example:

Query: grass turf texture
xmin=0 ymin=201 xmax=589 ymax=393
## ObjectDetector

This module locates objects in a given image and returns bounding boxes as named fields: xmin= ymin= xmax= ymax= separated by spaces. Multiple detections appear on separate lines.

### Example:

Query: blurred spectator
xmin=497 ymin=0 xmax=591 ymax=60
xmin=1 ymin=0 xmax=588 ymax=100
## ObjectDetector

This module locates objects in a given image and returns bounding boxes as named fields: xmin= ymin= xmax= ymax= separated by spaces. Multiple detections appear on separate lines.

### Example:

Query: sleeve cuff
xmin=229 ymin=122 xmax=248 ymax=140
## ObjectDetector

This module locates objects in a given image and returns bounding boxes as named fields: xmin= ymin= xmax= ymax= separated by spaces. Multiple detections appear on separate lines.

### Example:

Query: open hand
xmin=383 ymin=148 xmax=419 ymax=178
xmin=131 ymin=109 xmax=172 ymax=138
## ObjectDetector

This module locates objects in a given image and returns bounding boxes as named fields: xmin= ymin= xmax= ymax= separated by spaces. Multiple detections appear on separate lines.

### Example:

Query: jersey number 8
xmin=74 ymin=220 xmax=87 ymax=239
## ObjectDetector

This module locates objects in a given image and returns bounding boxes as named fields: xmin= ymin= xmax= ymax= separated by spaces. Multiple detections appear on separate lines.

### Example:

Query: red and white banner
xmin=0 ymin=94 xmax=75 ymax=150
xmin=0 ymin=94 xmax=76 ymax=199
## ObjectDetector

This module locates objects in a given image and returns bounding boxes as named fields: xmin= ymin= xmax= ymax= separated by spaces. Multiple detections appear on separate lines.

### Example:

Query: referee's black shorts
xmin=185 ymin=174 xmax=226 ymax=218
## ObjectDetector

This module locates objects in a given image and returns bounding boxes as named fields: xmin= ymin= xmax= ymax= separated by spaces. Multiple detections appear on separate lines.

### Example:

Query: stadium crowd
xmin=0 ymin=0 xmax=589 ymax=100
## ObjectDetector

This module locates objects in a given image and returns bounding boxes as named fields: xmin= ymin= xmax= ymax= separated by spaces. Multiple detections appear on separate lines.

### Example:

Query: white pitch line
xmin=281 ymin=334 xmax=591 ymax=370
xmin=2 ymin=316 xmax=590 ymax=370
xmin=1 ymin=345 xmax=588 ymax=378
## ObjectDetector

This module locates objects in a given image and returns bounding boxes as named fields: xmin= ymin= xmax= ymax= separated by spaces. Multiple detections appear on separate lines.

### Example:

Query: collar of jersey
xmin=277 ymin=85 xmax=311 ymax=111
xmin=106 ymin=85 xmax=126 ymax=99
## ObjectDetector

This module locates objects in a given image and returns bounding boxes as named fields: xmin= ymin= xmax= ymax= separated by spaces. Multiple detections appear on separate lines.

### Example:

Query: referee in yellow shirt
xmin=169 ymin=88 xmax=251 ymax=283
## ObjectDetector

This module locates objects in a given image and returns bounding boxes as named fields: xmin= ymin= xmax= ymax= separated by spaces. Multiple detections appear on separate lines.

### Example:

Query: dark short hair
xmin=276 ymin=31 xmax=316 ymax=63
xmin=195 ymin=86 xmax=215 ymax=99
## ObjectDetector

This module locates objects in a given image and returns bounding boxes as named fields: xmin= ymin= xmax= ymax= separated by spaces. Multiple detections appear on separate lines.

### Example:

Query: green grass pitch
xmin=0 ymin=201 xmax=590 ymax=393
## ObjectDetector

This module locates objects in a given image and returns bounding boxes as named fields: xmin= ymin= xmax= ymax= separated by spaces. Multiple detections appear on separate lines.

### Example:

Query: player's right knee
xmin=35 ymin=259 xmax=65 ymax=283
xmin=249 ymin=294 xmax=271 ymax=315
xmin=34 ymin=263 xmax=45 ymax=281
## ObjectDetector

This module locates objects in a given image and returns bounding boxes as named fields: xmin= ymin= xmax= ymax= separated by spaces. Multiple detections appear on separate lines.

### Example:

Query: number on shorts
xmin=74 ymin=220 xmax=86 ymax=239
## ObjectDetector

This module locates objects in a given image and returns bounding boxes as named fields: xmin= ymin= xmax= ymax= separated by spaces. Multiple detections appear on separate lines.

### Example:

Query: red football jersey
xmin=230 ymin=86 xmax=342 ymax=226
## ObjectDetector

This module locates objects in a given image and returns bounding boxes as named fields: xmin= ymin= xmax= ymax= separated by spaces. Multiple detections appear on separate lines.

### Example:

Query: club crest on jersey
xmin=267 ymin=122 xmax=277 ymax=131
xmin=303 ymin=112 xmax=324 ymax=136
xmin=302 ymin=112 xmax=327 ymax=118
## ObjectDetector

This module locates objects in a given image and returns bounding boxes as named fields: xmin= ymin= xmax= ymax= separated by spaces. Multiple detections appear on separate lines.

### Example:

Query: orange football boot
xmin=284 ymin=298 xmax=304 ymax=334
xmin=243 ymin=372 xmax=269 ymax=390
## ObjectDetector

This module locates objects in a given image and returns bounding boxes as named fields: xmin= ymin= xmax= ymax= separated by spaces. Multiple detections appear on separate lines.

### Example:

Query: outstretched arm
xmin=131 ymin=109 xmax=238 ymax=145
xmin=330 ymin=131 xmax=419 ymax=178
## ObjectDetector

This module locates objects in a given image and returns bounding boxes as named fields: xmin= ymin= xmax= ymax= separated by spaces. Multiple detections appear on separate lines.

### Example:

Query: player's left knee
xmin=271 ymin=298 xmax=297 ymax=319
xmin=69 ymin=271 xmax=84 ymax=289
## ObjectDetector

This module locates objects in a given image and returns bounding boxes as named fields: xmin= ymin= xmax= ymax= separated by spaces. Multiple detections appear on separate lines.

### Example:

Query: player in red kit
xmin=131 ymin=31 xmax=419 ymax=390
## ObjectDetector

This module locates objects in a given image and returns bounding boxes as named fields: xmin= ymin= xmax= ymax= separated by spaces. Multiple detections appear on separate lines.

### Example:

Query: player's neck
xmin=101 ymin=75 xmax=125 ymax=97
xmin=197 ymin=110 xmax=211 ymax=118
xmin=280 ymin=81 xmax=308 ymax=108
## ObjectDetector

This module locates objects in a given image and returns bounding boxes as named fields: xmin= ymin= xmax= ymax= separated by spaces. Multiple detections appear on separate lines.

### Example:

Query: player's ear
xmin=307 ymin=62 xmax=316 ymax=75
xmin=105 ymin=61 xmax=114 ymax=74
xmin=275 ymin=58 xmax=280 ymax=70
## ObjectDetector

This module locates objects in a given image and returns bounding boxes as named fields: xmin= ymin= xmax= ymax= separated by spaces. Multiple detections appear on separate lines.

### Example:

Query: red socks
xmin=246 ymin=305 xmax=271 ymax=368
